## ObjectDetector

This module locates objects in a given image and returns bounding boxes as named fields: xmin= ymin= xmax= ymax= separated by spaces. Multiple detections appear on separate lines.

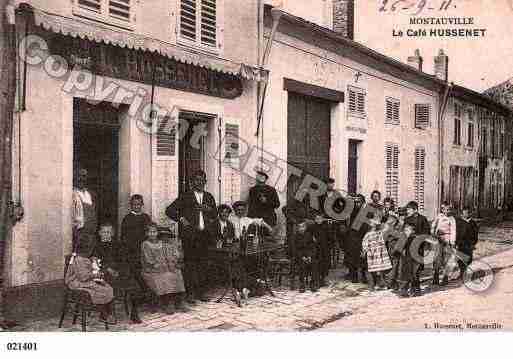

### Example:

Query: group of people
xmin=283 ymin=180 xmax=479 ymax=299
xmin=67 ymin=168 xmax=479 ymax=326
xmin=68 ymin=168 xmax=281 ymax=325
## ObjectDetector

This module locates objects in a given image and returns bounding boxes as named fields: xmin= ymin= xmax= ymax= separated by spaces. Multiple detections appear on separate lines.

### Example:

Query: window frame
xmin=385 ymin=97 xmax=400 ymax=125
xmin=414 ymin=103 xmax=430 ymax=129
xmin=73 ymin=0 xmax=136 ymax=30
xmin=177 ymin=0 xmax=222 ymax=54
xmin=347 ymin=86 xmax=366 ymax=118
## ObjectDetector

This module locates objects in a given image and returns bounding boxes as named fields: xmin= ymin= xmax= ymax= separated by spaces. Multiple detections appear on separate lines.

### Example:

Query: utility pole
xmin=0 ymin=0 xmax=17 ymax=329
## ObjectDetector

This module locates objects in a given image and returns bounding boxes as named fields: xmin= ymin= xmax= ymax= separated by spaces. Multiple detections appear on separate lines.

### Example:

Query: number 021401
xmin=6 ymin=342 xmax=38 ymax=351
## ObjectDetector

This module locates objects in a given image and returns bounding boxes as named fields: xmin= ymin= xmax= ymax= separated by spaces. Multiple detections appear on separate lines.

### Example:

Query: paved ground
xmin=7 ymin=222 xmax=513 ymax=332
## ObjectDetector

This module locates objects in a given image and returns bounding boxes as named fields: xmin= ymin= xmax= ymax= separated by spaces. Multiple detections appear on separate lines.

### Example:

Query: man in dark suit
xmin=247 ymin=170 xmax=280 ymax=230
xmin=166 ymin=170 xmax=218 ymax=303
xmin=208 ymin=204 xmax=236 ymax=245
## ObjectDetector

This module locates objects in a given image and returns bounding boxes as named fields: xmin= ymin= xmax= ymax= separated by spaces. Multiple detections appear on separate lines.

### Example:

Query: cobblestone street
xmin=8 ymin=222 xmax=513 ymax=332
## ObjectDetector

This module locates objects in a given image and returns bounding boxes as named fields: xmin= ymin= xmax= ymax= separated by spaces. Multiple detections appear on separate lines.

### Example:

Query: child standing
xmin=431 ymin=202 xmax=457 ymax=286
xmin=141 ymin=222 xmax=187 ymax=315
xmin=295 ymin=221 xmax=320 ymax=293
xmin=121 ymin=194 xmax=152 ymax=289
xmin=361 ymin=214 xmax=392 ymax=291
xmin=397 ymin=224 xmax=423 ymax=297
xmin=65 ymin=238 xmax=116 ymax=324
xmin=92 ymin=222 xmax=142 ymax=324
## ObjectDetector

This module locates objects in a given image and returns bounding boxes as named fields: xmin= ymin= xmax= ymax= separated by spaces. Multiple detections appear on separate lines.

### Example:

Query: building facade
xmin=3 ymin=0 xmax=511 ymax=321
xmin=5 ymin=0 xmax=263 ymax=319
xmin=442 ymin=87 xmax=510 ymax=215
xmin=261 ymin=3 xmax=442 ymax=226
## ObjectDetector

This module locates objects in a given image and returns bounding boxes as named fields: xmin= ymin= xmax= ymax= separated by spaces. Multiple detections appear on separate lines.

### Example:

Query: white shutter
xmin=415 ymin=104 xmax=430 ymax=129
xmin=385 ymin=98 xmax=400 ymax=124
xmin=348 ymin=87 xmax=366 ymax=116
xmin=180 ymin=0 xmax=198 ymax=41
xmin=77 ymin=0 xmax=102 ymax=13
xmin=385 ymin=143 xmax=400 ymax=205
xmin=109 ymin=0 xmax=131 ymax=21
xmin=348 ymin=90 xmax=357 ymax=113
xmin=156 ymin=116 xmax=176 ymax=158
xmin=223 ymin=123 xmax=241 ymax=203
xmin=414 ymin=147 xmax=426 ymax=212
xmin=200 ymin=0 xmax=217 ymax=47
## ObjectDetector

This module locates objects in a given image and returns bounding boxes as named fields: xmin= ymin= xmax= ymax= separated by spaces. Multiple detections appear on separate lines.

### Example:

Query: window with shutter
xmin=414 ymin=104 xmax=430 ymax=129
xmin=385 ymin=97 xmax=400 ymax=125
xmin=179 ymin=0 xmax=219 ymax=49
xmin=74 ymin=0 xmax=133 ymax=26
xmin=454 ymin=117 xmax=461 ymax=145
xmin=109 ymin=0 xmax=131 ymax=21
xmin=348 ymin=86 xmax=366 ymax=117
xmin=78 ymin=0 xmax=102 ymax=13
xmin=414 ymin=147 xmax=426 ymax=212
xmin=385 ymin=143 xmax=400 ymax=205
xmin=467 ymin=122 xmax=474 ymax=147
xmin=156 ymin=116 xmax=176 ymax=158
xmin=225 ymin=124 xmax=239 ymax=168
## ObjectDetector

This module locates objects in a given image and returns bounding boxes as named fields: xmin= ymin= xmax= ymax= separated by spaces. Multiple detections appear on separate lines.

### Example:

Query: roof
xmin=265 ymin=4 xmax=512 ymax=117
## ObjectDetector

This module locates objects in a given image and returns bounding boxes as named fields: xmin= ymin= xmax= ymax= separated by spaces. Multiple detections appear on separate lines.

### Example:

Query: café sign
xmin=44 ymin=31 xmax=243 ymax=99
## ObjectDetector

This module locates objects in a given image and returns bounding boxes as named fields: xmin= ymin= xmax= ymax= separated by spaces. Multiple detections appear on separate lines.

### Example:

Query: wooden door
xmin=348 ymin=140 xmax=359 ymax=195
xmin=287 ymin=93 xmax=331 ymax=202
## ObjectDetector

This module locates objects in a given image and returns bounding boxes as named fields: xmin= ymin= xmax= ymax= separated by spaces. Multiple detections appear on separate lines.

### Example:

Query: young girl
xmin=92 ymin=222 xmax=143 ymax=324
xmin=65 ymin=237 xmax=116 ymax=324
xmin=361 ymin=214 xmax=392 ymax=291
xmin=141 ymin=222 xmax=187 ymax=315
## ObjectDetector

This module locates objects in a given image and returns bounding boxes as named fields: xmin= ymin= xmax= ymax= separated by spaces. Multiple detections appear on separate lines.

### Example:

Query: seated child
xmin=92 ymin=222 xmax=142 ymax=324
xmin=295 ymin=221 xmax=320 ymax=293
xmin=65 ymin=237 xmax=116 ymax=324
xmin=141 ymin=222 xmax=187 ymax=315
xmin=361 ymin=214 xmax=392 ymax=291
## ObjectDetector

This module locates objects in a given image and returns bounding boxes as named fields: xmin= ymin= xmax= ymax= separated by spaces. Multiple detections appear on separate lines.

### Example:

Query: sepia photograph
xmin=0 ymin=0 xmax=513 ymax=356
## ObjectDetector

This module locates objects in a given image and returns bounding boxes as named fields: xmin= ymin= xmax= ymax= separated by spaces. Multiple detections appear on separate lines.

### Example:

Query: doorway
xmin=178 ymin=112 xmax=212 ymax=196
xmin=348 ymin=139 xmax=361 ymax=195
xmin=287 ymin=92 xmax=331 ymax=203
xmin=73 ymin=99 xmax=121 ymax=227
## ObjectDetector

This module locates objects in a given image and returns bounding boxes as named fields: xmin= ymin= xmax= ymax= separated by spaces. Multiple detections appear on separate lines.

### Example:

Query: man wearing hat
xmin=247 ymin=170 xmax=281 ymax=234
xmin=166 ymin=170 xmax=218 ymax=303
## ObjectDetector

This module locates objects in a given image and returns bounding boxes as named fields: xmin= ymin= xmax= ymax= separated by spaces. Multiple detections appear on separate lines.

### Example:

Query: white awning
xmin=25 ymin=6 xmax=268 ymax=83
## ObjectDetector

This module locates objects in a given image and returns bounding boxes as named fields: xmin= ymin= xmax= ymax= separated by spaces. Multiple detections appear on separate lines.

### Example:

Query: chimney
xmin=407 ymin=49 xmax=423 ymax=71
xmin=333 ymin=0 xmax=355 ymax=40
xmin=434 ymin=49 xmax=449 ymax=82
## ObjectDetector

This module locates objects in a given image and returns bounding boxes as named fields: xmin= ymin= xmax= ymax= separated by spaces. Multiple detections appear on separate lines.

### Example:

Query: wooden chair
xmin=58 ymin=255 xmax=109 ymax=332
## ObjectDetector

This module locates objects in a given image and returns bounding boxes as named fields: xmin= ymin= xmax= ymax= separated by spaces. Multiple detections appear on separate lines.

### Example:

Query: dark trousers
xmin=297 ymin=259 xmax=320 ymax=289
xmin=457 ymin=246 xmax=473 ymax=278
xmin=183 ymin=229 xmax=210 ymax=298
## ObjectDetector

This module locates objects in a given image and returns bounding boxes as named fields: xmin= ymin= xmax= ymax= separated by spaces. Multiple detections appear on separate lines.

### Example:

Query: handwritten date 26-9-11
xmin=379 ymin=0 xmax=457 ymax=15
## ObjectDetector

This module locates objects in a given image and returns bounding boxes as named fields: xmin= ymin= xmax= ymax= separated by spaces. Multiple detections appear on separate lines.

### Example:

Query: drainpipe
xmin=437 ymin=82 xmax=452 ymax=215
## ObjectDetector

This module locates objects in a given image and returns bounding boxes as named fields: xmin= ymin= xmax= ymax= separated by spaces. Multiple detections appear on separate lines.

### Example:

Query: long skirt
xmin=142 ymin=270 xmax=185 ymax=296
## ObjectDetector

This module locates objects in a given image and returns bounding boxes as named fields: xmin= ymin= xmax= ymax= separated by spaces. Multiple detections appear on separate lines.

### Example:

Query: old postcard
xmin=1 ymin=0 xmax=513 ymax=351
